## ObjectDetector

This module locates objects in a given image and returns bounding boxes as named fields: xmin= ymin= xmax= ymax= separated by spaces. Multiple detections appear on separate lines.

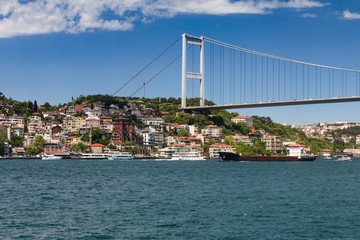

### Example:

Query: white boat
xmin=80 ymin=153 xmax=108 ymax=159
xmin=337 ymin=155 xmax=352 ymax=161
xmin=171 ymin=152 xmax=206 ymax=161
xmin=42 ymin=154 xmax=62 ymax=160
xmin=108 ymin=152 xmax=133 ymax=160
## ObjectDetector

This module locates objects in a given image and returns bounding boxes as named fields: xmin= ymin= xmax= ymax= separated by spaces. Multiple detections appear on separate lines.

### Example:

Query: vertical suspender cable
xmin=284 ymin=61 xmax=286 ymax=100
xmin=273 ymin=58 xmax=275 ymax=100
xmin=262 ymin=57 xmax=264 ymax=102
xmin=315 ymin=67 xmax=317 ymax=99
xmin=244 ymin=52 xmax=247 ymax=103
xmin=303 ymin=64 xmax=305 ymax=99
xmin=290 ymin=62 xmax=292 ymax=99
xmin=295 ymin=63 xmax=298 ymax=100
xmin=251 ymin=54 xmax=253 ymax=103
xmin=267 ymin=57 xmax=269 ymax=101
xmin=255 ymin=54 xmax=257 ymax=102
xmin=278 ymin=59 xmax=280 ymax=101
xmin=319 ymin=67 xmax=322 ymax=99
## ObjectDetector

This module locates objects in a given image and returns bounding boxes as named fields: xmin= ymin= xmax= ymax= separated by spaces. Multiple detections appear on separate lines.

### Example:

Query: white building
xmin=201 ymin=125 xmax=222 ymax=138
xmin=286 ymin=144 xmax=306 ymax=157
xmin=158 ymin=144 xmax=190 ymax=158
xmin=231 ymin=116 xmax=253 ymax=126
xmin=141 ymin=118 xmax=164 ymax=127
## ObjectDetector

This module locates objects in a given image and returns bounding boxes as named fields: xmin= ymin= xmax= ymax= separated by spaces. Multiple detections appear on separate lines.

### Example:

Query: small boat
xmin=108 ymin=152 xmax=133 ymax=160
xmin=171 ymin=152 xmax=206 ymax=161
xmin=42 ymin=154 xmax=62 ymax=160
xmin=337 ymin=155 xmax=352 ymax=161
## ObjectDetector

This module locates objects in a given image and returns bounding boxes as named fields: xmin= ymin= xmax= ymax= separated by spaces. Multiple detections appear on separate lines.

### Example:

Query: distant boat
xmin=42 ymin=154 xmax=62 ymax=160
xmin=171 ymin=152 xmax=206 ymax=161
xmin=337 ymin=155 xmax=352 ymax=161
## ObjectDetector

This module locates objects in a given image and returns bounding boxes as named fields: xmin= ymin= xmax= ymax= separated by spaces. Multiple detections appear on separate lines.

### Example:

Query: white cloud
xmin=343 ymin=10 xmax=360 ymax=20
xmin=301 ymin=13 xmax=317 ymax=18
xmin=0 ymin=0 xmax=328 ymax=38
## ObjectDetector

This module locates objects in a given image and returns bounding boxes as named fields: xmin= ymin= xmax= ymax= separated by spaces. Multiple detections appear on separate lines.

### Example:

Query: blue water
xmin=1 ymin=158 xmax=359 ymax=239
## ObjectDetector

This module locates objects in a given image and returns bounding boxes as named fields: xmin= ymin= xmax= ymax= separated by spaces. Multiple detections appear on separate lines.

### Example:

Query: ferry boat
xmin=171 ymin=152 xmax=206 ymax=161
xmin=218 ymin=152 xmax=316 ymax=162
xmin=108 ymin=152 xmax=133 ymax=160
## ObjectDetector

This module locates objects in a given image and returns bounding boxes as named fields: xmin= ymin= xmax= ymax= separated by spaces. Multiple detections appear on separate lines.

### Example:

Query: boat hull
xmin=219 ymin=152 xmax=316 ymax=162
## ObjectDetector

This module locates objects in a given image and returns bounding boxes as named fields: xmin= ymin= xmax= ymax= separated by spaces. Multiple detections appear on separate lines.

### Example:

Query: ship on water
xmin=218 ymin=152 xmax=316 ymax=162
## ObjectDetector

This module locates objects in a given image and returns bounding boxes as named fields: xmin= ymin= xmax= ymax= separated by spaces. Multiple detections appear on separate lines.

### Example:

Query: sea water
xmin=1 ymin=158 xmax=359 ymax=239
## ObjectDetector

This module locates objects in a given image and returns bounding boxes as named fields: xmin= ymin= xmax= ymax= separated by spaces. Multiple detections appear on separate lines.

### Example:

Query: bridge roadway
xmin=182 ymin=96 xmax=360 ymax=111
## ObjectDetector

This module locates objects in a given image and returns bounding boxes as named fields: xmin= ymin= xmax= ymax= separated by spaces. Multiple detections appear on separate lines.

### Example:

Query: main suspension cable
xmin=112 ymin=35 xmax=182 ymax=96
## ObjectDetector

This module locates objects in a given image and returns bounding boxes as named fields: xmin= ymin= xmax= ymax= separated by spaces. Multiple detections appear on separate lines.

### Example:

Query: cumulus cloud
xmin=343 ymin=10 xmax=360 ymax=20
xmin=0 ymin=0 xmax=328 ymax=38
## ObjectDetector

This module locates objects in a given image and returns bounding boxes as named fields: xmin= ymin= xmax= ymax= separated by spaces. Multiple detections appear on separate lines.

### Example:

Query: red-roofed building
xmin=90 ymin=143 xmax=105 ymax=153
xmin=201 ymin=125 xmax=222 ymax=138
xmin=286 ymin=144 xmax=307 ymax=157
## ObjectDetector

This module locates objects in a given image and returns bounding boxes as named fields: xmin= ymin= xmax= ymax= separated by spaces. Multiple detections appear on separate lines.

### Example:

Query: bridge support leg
xmin=200 ymin=36 xmax=205 ymax=107
xmin=181 ymin=33 xmax=205 ymax=109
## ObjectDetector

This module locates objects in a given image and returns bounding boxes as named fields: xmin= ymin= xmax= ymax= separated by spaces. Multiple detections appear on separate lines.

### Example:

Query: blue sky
xmin=1 ymin=0 xmax=360 ymax=125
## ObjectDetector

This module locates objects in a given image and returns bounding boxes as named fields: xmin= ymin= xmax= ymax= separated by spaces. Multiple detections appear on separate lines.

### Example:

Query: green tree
xmin=34 ymin=100 xmax=38 ymax=112
xmin=10 ymin=136 xmax=24 ymax=148
xmin=0 ymin=128 xmax=8 ymax=155
xmin=25 ymin=136 xmax=45 ymax=156
xmin=177 ymin=129 xmax=189 ymax=137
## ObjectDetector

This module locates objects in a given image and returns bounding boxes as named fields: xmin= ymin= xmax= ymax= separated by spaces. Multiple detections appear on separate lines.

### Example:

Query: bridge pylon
xmin=181 ymin=33 xmax=204 ymax=109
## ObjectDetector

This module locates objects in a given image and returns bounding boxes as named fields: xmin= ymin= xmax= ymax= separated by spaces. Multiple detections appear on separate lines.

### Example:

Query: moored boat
xmin=171 ymin=152 xmax=206 ymax=160
xmin=42 ymin=154 xmax=62 ymax=160
xmin=108 ymin=152 xmax=133 ymax=160
xmin=219 ymin=152 xmax=316 ymax=162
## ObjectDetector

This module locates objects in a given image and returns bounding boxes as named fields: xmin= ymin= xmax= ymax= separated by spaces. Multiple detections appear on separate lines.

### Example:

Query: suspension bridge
xmin=112 ymin=33 xmax=360 ymax=111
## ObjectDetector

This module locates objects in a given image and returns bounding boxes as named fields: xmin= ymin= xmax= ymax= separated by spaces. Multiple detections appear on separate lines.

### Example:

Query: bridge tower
xmin=181 ymin=33 xmax=205 ymax=109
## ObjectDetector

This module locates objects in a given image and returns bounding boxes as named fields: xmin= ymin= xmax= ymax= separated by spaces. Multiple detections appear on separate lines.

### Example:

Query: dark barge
xmin=219 ymin=152 xmax=316 ymax=162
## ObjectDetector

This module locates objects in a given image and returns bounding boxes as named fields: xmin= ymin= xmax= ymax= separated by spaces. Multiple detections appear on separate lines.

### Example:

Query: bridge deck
xmin=182 ymin=96 xmax=360 ymax=111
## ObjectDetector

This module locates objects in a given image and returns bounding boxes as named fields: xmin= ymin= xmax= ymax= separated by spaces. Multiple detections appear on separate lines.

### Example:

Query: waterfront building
xmin=90 ymin=143 xmax=105 ymax=153
xmin=43 ymin=142 xmax=62 ymax=152
xmin=231 ymin=116 xmax=253 ymax=126
xmin=209 ymin=144 xmax=235 ymax=159
xmin=262 ymin=135 xmax=284 ymax=154
xmin=158 ymin=144 xmax=190 ymax=158
xmin=286 ymin=144 xmax=306 ymax=157
xmin=343 ymin=149 xmax=360 ymax=156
